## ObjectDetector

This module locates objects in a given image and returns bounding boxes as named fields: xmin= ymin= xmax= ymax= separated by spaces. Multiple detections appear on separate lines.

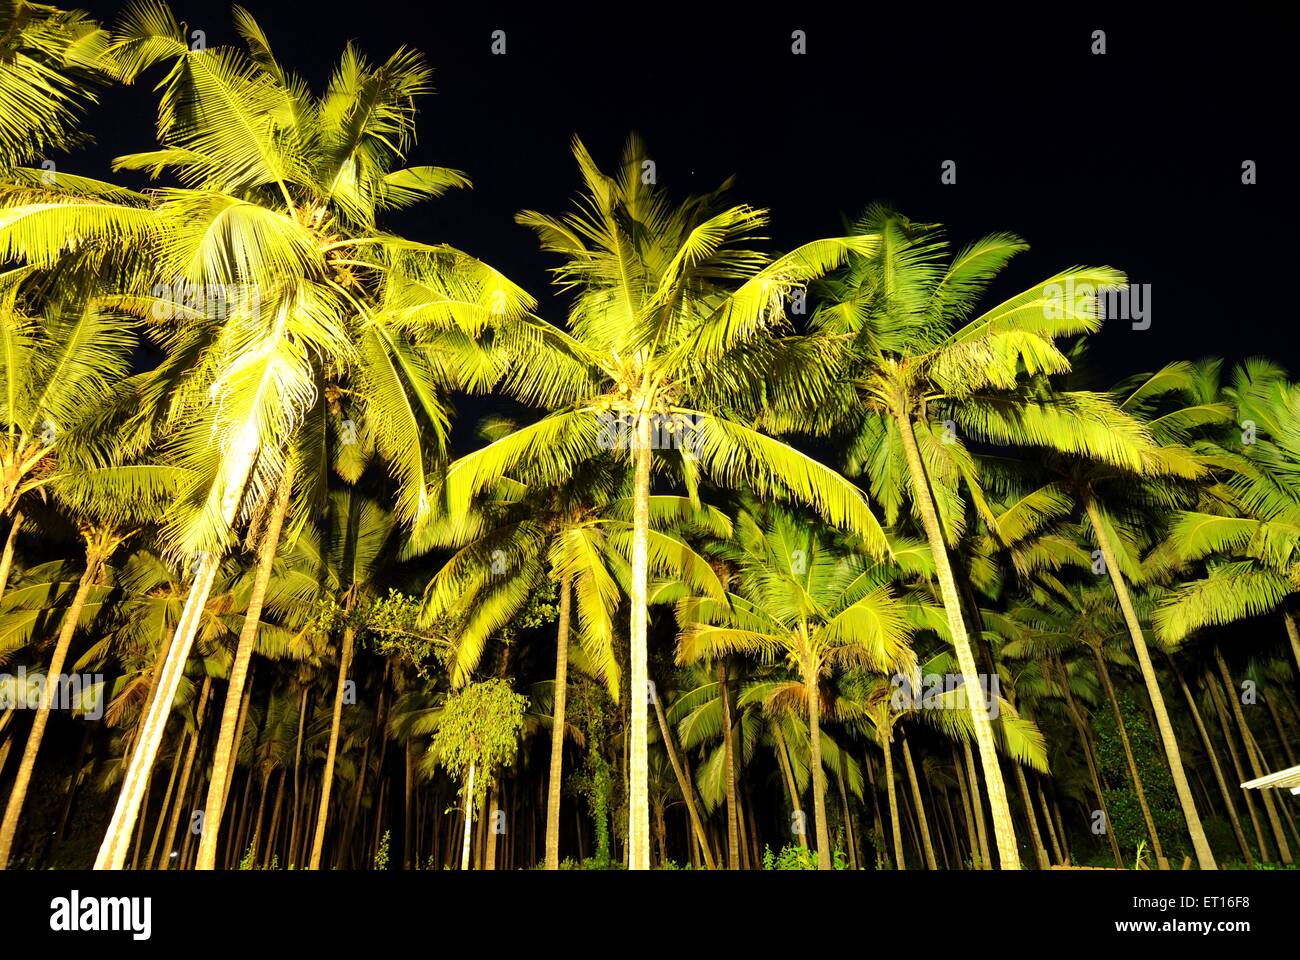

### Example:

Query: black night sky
xmin=75 ymin=2 xmax=1299 ymax=399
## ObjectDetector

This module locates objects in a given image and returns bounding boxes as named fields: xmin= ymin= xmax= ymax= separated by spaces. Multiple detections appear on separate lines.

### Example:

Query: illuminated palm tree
xmin=0 ymin=1 xmax=530 ymax=867
xmin=817 ymin=205 xmax=1137 ymax=868
xmin=445 ymin=135 xmax=888 ymax=867
xmin=675 ymin=506 xmax=914 ymax=868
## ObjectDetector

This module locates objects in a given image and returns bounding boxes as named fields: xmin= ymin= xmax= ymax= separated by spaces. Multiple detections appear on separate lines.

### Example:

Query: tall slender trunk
xmin=651 ymin=678 xmax=715 ymax=868
xmin=545 ymin=577 xmax=572 ymax=869
xmin=1174 ymin=666 xmax=1253 ymax=867
xmin=1284 ymin=609 xmax=1300 ymax=681
xmin=1090 ymin=642 xmax=1168 ymax=867
xmin=882 ymin=736 xmax=905 ymax=869
xmin=217 ymin=665 xmax=255 ymax=856
xmin=249 ymin=768 xmax=271 ymax=864
xmin=289 ymin=688 xmax=307 ymax=868
xmin=1059 ymin=660 xmax=1124 ymax=867
xmin=720 ymin=658 xmax=741 ymax=869
xmin=772 ymin=724 xmax=806 ymax=850
xmin=0 ymin=538 xmax=105 ymax=867
xmin=1012 ymin=762 xmax=1049 ymax=869
xmin=1051 ymin=794 xmax=1071 ymax=862
xmin=403 ymin=739 xmax=414 ymax=869
xmin=865 ymin=753 xmax=889 ymax=868
xmin=0 ymin=510 xmax=23 ymax=605
xmin=1208 ymin=673 xmax=1270 ymax=860
xmin=653 ymin=800 xmax=667 ymax=865
xmin=160 ymin=677 xmax=212 ymax=870
xmin=1037 ymin=781 xmax=1063 ymax=864
xmin=1084 ymin=498 xmax=1216 ymax=869
xmin=340 ymin=667 xmax=387 ymax=868
xmin=145 ymin=733 xmax=185 ymax=869
xmin=896 ymin=411 xmax=1019 ymax=868
xmin=97 ymin=433 xmax=259 ymax=870
xmin=962 ymin=739 xmax=992 ymax=869
xmin=1264 ymin=696 xmax=1297 ymax=768
xmin=460 ymin=761 xmax=476 ymax=871
xmin=626 ymin=406 xmax=651 ymax=870
xmin=952 ymin=746 xmax=979 ymax=868
xmin=197 ymin=468 xmax=293 ymax=869
xmin=484 ymin=780 xmax=499 ymax=871
xmin=309 ymin=625 xmax=355 ymax=869
xmin=900 ymin=732 xmax=937 ymax=869
xmin=835 ymin=764 xmax=858 ymax=869
xmin=1214 ymin=647 xmax=1291 ymax=864
xmin=265 ymin=770 xmax=286 ymax=867
xmin=805 ymin=653 xmax=832 ymax=869
xmin=935 ymin=787 xmax=955 ymax=868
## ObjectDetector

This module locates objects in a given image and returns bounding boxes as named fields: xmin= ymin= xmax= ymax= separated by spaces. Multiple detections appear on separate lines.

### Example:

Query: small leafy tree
xmin=432 ymin=679 xmax=527 ymax=870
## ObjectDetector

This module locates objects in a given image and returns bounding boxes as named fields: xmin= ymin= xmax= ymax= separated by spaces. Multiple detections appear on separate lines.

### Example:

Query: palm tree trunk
xmin=196 ymin=468 xmax=293 ymax=869
xmin=1214 ymin=647 xmax=1292 ymax=864
xmin=772 ymin=724 xmax=806 ymax=849
xmin=404 ymin=740 xmax=414 ymax=869
xmin=484 ymin=779 xmax=499 ymax=871
xmin=1059 ymin=661 xmax=1124 ymax=867
xmin=97 ymin=433 xmax=259 ymax=870
xmin=265 ymin=770 xmax=286 ymax=867
xmin=651 ymin=678 xmax=716 ymax=868
xmin=1051 ymin=794 xmax=1071 ymax=862
xmin=896 ymin=411 xmax=1019 ymax=868
xmin=1084 ymin=498 xmax=1216 ymax=869
xmin=961 ymin=739 xmax=992 ymax=869
xmin=0 ymin=542 xmax=103 ymax=867
xmin=1264 ymin=696 xmax=1297 ymax=768
xmin=1208 ymin=672 xmax=1270 ymax=860
xmin=145 ymin=733 xmax=185 ymax=869
xmin=340 ymin=669 xmax=387 ymax=868
xmin=160 ymin=677 xmax=212 ymax=870
xmin=219 ymin=665 xmax=255 ymax=845
xmin=835 ymin=765 xmax=858 ymax=869
xmin=653 ymin=800 xmax=668 ymax=865
xmin=1037 ymin=781 xmax=1063 ymax=864
xmin=289 ymin=688 xmax=307 ymax=868
xmin=805 ymin=655 xmax=832 ymax=869
xmin=1090 ymin=642 xmax=1168 ymax=867
xmin=720 ymin=658 xmax=742 ymax=869
xmin=1284 ymin=608 xmax=1300 ymax=681
xmin=900 ymin=731 xmax=938 ymax=869
xmin=627 ymin=407 xmax=652 ymax=870
xmin=250 ymin=768 xmax=271 ymax=864
xmin=1174 ymin=666 xmax=1252 ymax=867
xmin=545 ymin=576 xmax=572 ymax=869
xmin=952 ymin=746 xmax=979 ymax=868
xmin=0 ymin=510 xmax=23 ymax=605
xmin=460 ymin=761 xmax=476 ymax=870
xmin=882 ymin=737 xmax=905 ymax=869
xmin=309 ymin=625 xmax=356 ymax=869
xmin=1012 ymin=762 xmax=1049 ymax=869
xmin=864 ymin=753 xmax=889 ymax=868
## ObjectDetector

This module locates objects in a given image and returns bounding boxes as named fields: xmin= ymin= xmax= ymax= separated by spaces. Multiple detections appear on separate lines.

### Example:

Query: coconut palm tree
xmin=443 ymin=135 xmax=890 ymax=868
xmin=816 ymin=205 xmax=1134 ymax=868
xmin=1153 ymin=359 xmax=1300 ymax=675
xmin=0 ymin=452 xmax=176 ymax=867
xmin=413 ymin=453 xmax=728 ymax=868
xmin=675 ymin=506 xmax=915 ymax=867
xmin=0 ymin=1 xmax=533 ymax=867
xmin=1004 ymin=585 xmax=1172 ymax=866
xmin=0 ymin=0 xmax=112 ymax=168
xmin=0 ymin=291 xmax=138 ymax=602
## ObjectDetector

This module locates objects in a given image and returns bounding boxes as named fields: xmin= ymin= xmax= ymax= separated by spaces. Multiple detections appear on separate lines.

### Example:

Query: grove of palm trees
xmin=1 ymin=0 xmax=1296 ymax=892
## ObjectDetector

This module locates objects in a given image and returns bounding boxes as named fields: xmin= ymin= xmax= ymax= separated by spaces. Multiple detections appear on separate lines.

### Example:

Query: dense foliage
xmin=0 ymin=1 xmax=1296 ymax=872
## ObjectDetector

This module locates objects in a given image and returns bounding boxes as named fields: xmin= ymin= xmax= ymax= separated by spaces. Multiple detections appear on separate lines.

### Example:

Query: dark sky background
xmin=73 ymin=1 xmax=1298 ymax=399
